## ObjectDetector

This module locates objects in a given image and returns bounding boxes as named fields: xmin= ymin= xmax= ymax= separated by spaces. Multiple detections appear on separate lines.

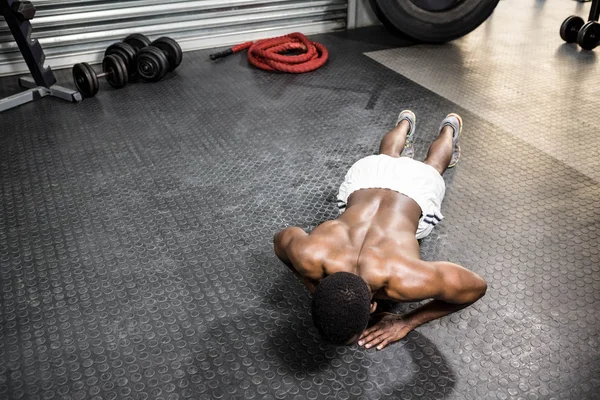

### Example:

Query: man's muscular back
xmin=274 ymin=188 xmax=487 ymax=349
xmin=276 ymin=188 xmax=430 ymax=294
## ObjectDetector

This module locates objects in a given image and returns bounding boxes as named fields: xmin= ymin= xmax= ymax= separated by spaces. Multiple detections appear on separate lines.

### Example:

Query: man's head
xmin=311 ymin=272 xmax=375 ymax=345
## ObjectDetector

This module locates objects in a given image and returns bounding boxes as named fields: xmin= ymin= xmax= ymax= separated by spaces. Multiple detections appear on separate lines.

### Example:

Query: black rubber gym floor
xmin=1 ymin=2 xmax=599 ymax=399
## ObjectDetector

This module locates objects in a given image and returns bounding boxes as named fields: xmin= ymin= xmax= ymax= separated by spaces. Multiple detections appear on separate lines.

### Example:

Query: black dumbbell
xmin=135 ymin=37 xmax=183 ymax=82
xmin=122 ymin=33 xmax=152 ymax=53
xmin=150 ymin=37 xmax=183 ymax=72
xmin=105 ymin=42 xmax=138 ymax=79
xmin=577 ymin=21 xmax=600 ymax=51
xmin=72 ymin=55 xmax=128 ymax=98
xmin=560 ymin=16 xmax=585 ymax=43
xmin=121 ymin=34 xmax=183 ymax=71
xmin=105 ymin=42 xmax=137 ymax=72
xmin=135 ymin=47 xmax=169 ymax=82
xmin=120 ymin=34 xmax=152 ymax=81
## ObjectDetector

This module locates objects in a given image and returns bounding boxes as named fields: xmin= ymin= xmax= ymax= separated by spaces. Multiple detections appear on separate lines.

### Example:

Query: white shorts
xmin=337 ymin=155 xmax=446 ymax=239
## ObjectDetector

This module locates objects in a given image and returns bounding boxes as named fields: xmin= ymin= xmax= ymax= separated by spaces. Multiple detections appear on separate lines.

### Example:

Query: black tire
xmin=368 ymin=0 xmax=410 ymax=38
xmin=374 ymin=0 xmax=500 ymax=43
xmin=560 ymin=16 xmax=584 ymax=43
xmin=577 ymin=21 xmax=600 ymax=51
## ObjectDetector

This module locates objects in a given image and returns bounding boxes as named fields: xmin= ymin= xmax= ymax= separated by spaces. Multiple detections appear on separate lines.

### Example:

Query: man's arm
xmin=359 ymin=261 xmax=487 ymax=350
xmin=273 ymin=227 xmax=319 ymax=292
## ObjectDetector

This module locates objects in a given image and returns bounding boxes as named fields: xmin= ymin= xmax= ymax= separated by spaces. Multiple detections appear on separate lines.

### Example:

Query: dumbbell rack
xmin=0 ymin=0 xmax=81 ymax=113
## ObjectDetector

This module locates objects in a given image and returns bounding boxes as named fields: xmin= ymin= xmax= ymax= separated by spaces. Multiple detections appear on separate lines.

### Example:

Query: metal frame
xmin=346 ymin=0 xmax=380 ymax=29
xmin=0 ymin=77 xmax=81 ymax=112
xmin=0 ymin=0 xmax=81 ymax=112
xmin=589 ymin=0 xmax=599 ymax=21
xmin=1 ymin=0 xmax=55 ymax=86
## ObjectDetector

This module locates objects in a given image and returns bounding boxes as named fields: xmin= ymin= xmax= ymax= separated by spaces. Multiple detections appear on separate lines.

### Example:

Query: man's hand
xmin=366 ymin=260 xmax=487 ymax=350
xmin=358 ymin=313 xmax=416 ymax=350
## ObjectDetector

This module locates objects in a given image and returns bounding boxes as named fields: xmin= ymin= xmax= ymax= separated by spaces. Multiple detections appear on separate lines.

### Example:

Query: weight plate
xmin=410 ymin=0 xmax=463 ymax=12
xmin=151 ymin=37 xmax=183 ymax=71
xmin=374 ymin=0 xmax=500 ymax=43
xmin=136 ymin=46 xmax=169 ymax=82
xmin=560 ymin=15 xmax=585 ymax=43
xmin=103 ymin=55 xmax=128 ymax=89
xmin=123 ymin=33 xmax=151 ymax=53
xmin=72 ymin=62 xmax=99 ymax=98
xmin=577 ymin=21 xmax=600 ymax=51
xmin=105 ymin=42 xmax=136 ymax=70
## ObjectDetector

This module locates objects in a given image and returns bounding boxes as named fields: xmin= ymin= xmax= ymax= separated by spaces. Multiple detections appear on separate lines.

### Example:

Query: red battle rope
xmin=209 ymin=32 xmax=328 ymax=73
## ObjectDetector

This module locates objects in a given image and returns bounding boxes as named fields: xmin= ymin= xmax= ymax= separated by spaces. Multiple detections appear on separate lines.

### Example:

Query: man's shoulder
xmin=311 ymin=219 xmax=346 ymax=232
xmin=289 ymin=233 xmax=331 ymax=262
xmin=294 ymin=226 xmax=356 ymax=276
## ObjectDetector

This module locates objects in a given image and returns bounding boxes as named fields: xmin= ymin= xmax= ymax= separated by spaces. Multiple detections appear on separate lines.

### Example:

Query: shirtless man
xmin=274 ymin=110 xmax=487 ymax=350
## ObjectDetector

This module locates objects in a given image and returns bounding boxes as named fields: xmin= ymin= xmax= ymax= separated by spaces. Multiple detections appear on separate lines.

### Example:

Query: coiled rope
xmin=210 ymin=32 xmax=328 ymax=73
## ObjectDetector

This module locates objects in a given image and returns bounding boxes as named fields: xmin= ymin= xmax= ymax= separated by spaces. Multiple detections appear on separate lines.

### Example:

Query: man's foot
xmin=439 ymin=113 xmax=463 ymax=168
xmin=397 ymin=110 xmax=417 ymax=158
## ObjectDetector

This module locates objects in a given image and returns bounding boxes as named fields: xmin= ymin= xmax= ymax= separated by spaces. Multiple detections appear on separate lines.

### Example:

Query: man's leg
xmin=424 ymin=114 xmax=462 ymax=175
xmin=379 ymin=110 xmax=416 ymax=157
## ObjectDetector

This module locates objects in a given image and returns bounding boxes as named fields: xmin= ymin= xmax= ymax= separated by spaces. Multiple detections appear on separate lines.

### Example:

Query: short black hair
xmin=311 ymin=272 xmax=372 ymax=345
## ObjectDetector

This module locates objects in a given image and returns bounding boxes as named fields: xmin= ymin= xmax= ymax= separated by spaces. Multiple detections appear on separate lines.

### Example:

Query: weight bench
xmin=0 ymin=0 xmax=81 ymax=113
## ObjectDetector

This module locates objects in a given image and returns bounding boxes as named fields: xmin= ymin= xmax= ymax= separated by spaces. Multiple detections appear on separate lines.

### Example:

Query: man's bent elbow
xmin=457 ymin=277 xmax=487 ymax=305
xmin=474 ymin=278 xmax=488 ymax=301
xmin=273 ymin=230 xmax=283 ymax=246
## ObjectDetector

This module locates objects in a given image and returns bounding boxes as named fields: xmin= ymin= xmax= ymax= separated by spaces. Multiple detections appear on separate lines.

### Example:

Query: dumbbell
xmin=559 ymin=16 xmax=600 ymax=51
xmin=135 ymin=37 xmax=183 ymax=82
xmin=120 ymin=33 xmax=183 ymax=71
xmin=105 ymin=42 xmax=138 ymax=79
xmin=102 ymin=34 xmax=151 ymax=81
xmin=577 ymin=21 xmax=600 ymax=51
xmin=102 ymin=34 xmax=152 ymax=81
xmin=72 ymin=55 xmax=128 ymax=98
xmin=113 ymin=34 xmax=183 ymax=81
xmin=560 ymin=16 xmax=585 ymax=43
xmin=123 ymin=33 xmax=152 ymax=53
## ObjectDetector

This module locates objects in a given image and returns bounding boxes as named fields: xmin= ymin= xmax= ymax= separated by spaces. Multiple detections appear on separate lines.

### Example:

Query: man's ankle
xmin=397 ymin=119 xmax=411 ymax=130
xmin=440 ymin=125 xmax=455 ymax=138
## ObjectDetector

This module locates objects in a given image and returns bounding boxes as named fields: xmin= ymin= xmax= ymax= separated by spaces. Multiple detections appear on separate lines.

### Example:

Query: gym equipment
xmin=560 ymin=0 xmax=600 ymax=50
xmin=560 ymin=16 xmax=585 ymax=43
xmin=367 ymin=0 xmax=407 ymax=38
xmin=135 ymin=46 xmax=169 ymax=82
xmin=0 ymin=0 xmax=80 ymax=112
xmin=11 ymin=0 xmax=34 ymax=20
xmin=577 ymin=21 xmax=600 ymax=50
xmin=72 ymin=55 xmax=128 ymax=98
xmin=209 ymin=32 xmax=328 ymax=74
xmin=370 ymin=0 xmax=500 ymax=43
xmin=133 ymin=37 xmax=183 ymax=81
xmin=105 ymin=42 xmax=137 ymax=72
xmin=150 ymin=37 xmax=183 ymax=71
xmin=123 ymin=33 xmax=151 ymax=53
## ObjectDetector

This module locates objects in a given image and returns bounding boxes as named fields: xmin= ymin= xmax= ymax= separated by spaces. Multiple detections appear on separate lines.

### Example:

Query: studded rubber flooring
xmin=0 ymin=1 xmax=599 ymax=399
